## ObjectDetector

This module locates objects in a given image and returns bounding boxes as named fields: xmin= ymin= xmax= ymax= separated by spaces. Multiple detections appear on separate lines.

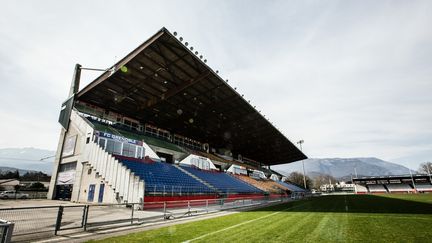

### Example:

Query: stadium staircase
xmin=175 ymin=165 xmax=218 ymax=192
xmin=72 ymin=110 xmax=145 ymax=203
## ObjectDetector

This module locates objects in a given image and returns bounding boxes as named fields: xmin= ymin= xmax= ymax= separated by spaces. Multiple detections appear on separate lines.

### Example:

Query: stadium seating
xmin=355 ymin=184 xmax=368 ymax=193
xmin=180 ymin=165 xmax=262 ymax=194
xmin=415 ymin=183 xmax=432 ymax=192
xmin=276 ymin=181 xmax=306 ymax=192
xmin=118 ymin=158 xmax=213 ymax=194
xmin=235 ymin=175 xmax=286 ymax=193
xmin=386 ymin=184 xmax=413 ymax=193
xmin=367 ymin=184 xmax=387 ymax=193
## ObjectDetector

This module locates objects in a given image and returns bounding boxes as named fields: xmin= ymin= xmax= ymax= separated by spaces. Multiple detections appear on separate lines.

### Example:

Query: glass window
xmin=59 ymin=162 xmax=77 ymax=172
xmin=122 ymin=143 xmax=135 ymax=157
xmin=98 ymin=138 xmax=106 ymax=149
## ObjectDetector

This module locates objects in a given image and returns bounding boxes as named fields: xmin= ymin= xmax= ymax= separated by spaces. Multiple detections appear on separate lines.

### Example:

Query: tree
xmin=313 ymin=174 xmax=337 ymax=189
xmin=21 ymin=171 xmax=51 ymax=182
xmin=27 ymin=182 xmax=46 ymax=190
xmin=287 ymin=171 xmax=313 ymax=189
xmin=14 ymin=169 xmax=20 ymax=179
xmin=418 ymin=162 xmax=432 ymax=174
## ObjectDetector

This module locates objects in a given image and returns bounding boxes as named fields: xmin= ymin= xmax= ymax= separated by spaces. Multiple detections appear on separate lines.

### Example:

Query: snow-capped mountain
xmin=274 ymin=157 xmax=412 ymax=179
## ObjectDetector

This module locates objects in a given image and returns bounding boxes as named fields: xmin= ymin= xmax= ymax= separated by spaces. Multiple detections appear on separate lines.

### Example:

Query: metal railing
xmin=0 ymin=194 xmax=299 ymax=242
xmin=0 ymin=220 xmax=14 ymax=243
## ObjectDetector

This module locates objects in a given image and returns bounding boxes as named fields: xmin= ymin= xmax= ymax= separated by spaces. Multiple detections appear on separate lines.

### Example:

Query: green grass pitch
xmin=90 ymin=194 xmax=432 ymax=242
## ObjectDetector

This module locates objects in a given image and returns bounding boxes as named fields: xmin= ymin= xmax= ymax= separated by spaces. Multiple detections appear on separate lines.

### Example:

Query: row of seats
xmin=119 ymin=159 xmax=213 ymax=194
xmin=360 ymin=183 xmax=431 ymax=193
xmin=180 ymin=165 xmax=263 ymax=194
xmin=235 ymin=175 xmax=287 ymax=193
xmin=416 ymin=183 xmax=432 ymax=191
xmin=276 ymin=181 xmax=307 ymax=192
xmin=367 ymin=184 xmax=387 ymax=192
xmin=386 ymin=184 xmax=413 ymax=192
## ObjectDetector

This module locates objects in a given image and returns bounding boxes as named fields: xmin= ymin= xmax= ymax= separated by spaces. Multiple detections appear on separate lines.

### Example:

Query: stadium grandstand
xmin=353 ymin=174 xmax=432 ymax=194
xmin=47 ymin=27 xmax=307 ymax=204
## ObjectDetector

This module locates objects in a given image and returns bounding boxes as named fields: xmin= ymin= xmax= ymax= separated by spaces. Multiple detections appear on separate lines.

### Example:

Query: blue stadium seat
xmin=118 ymin=158 xmax=213 ymax=194
xmin=180 ymin=166 xmax=262 ymax=194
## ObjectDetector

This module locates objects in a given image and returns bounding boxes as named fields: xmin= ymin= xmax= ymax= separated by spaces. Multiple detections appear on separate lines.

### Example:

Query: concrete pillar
xmin=138 ymin=180 xmax=145 ymax=204
xmin=119 ymin=166 xmax=125 ymax=197
xmin=128 ymin=173 xmax=135 ymax=203
xmin=124 ymin=169 xmax=130 ymax=201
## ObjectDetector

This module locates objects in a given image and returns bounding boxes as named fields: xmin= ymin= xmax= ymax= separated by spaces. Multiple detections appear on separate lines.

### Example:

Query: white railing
xmin=72 ymin=110 xmax=144 ymax=204
xmin=85 ymin=142 xmax=144 ymax=203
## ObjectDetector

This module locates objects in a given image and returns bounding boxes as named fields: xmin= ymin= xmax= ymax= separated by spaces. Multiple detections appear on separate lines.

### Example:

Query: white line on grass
xmin=182 ymin=203 xmax=306 ymax=243
xmin=344 ymin=196 xmax=348 ymax=212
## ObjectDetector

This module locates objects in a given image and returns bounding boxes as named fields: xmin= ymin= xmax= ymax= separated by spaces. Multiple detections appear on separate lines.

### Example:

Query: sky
xmin=0 ymin=0 xmax=431 ymax=170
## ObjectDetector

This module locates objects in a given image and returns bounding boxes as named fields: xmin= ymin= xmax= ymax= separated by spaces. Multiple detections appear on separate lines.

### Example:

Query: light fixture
xmin=190 ymin=46 xmax=194 ymax=51
xmin=199 ymin=55 xmax=203 ymax=59
xmin=195 ymin=51 xmax=198 ymax=55
xmin=173 ymin=31 xmax=177 ymax=36
xmin=185 ymin=42 xmax=189 ymax=46
xmin=179 ymin=37 xmax=183 ymax=41
xmin=225 ymin=79 xmax=228 ymax=82
xmin=204 ymin=59 xmax=207 ymax=63
xmin=216 ymin=70 xmax=219 ymax=73
xmin=139 ymin=66 xmax=144 ymax=70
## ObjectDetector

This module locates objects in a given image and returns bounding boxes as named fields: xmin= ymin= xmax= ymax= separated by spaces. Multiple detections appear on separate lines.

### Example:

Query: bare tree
xmin=287 ymin=172 xmax=313 ymax=189
xmin=418 ymin=162 xmax=432 ymax=174
xmin=313 ymin=174 xmax=337 ymax=189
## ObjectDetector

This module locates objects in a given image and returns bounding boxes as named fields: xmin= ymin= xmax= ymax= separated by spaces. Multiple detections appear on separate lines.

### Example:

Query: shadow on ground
xmin=251 ymin=194 xmax=432 ymax=214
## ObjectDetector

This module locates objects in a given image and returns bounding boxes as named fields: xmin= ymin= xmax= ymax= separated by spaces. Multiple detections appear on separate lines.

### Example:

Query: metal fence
xmin=0 ymin=220 xmax=14 ymax=243
xmin=0 ymin=195 xmax=295 ymax=242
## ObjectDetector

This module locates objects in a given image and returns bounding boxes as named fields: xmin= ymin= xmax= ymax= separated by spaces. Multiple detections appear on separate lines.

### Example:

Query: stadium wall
xmin=48 ymin=110 xmax=145 ymax=204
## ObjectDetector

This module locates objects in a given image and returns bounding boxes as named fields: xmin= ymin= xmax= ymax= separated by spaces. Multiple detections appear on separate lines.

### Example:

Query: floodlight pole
xmin=354 ymin=167 xmax=358 ymax=178
xmin=297 ymin=140 xmax=307 ymax=189
xmin=48 ymin=64 xmax=108 ymax=200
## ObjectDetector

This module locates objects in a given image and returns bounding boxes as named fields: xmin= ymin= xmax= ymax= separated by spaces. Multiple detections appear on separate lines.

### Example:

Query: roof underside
xmin=76 ymin=27 xmax=307 ymax=165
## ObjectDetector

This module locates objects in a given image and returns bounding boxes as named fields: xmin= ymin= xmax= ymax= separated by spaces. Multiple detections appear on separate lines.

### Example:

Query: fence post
xmin=54 ymin=206 xmax=64 ymax=235
xmin=163 ymin=202 xmax=167 ymax=220
xmin=131 ymin=204 xmax=135 ymax=224
xmin=83 ymin=205 xmax=90 ymax=231
xmin=1 ymin=221 xmax=14 ymax=243
xmin=81 ymin=206 xmax=86 ymax=228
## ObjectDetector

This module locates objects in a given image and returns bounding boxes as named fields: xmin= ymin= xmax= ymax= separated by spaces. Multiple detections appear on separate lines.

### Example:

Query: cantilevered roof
xmin=76 ymin=27 xmax=307 ymax=165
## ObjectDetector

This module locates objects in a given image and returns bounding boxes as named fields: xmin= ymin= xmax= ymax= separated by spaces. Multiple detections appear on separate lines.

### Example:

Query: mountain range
xmin=0 ymin=148 xmax=414 ymax=180
xmin=274 ymin=157 xmax=412 ymax=179
xmin=0 ymin=147 xmax=55 ymax=174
